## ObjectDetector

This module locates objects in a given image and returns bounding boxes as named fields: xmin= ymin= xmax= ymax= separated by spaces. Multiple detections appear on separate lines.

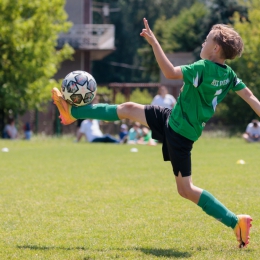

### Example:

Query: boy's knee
xmin=118 ymin=102 xmax=137 ymax=113
xmin=177 ymin=188 xmax=190 ymax=199
xmin=177 ymin=186 xmax=196 ymax=201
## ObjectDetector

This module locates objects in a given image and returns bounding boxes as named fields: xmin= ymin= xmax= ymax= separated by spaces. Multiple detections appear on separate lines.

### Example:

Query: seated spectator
xmin=119 ymin=124 xmax=128 ymax=143
xmin=137 ymin=127 xmax=157 ymax=146
xmin=3 ymin=118 xmax=18 ymax=139
xmin=23 ymin=122 xmax=32 ymax=140
xmin=127 ymin=122 xmax=142 ymax=144
xmin=151 ymin=85 xmax=176 ymax=109
xmin=77 ymin=119 xmax=119 ymax=143
xmin=242 ymin=119 xmax=260 ymax=142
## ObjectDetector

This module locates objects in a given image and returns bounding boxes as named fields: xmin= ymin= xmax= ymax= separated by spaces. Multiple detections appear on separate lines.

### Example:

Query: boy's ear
xmin=214 ymin=44 xmax=221 ymax=52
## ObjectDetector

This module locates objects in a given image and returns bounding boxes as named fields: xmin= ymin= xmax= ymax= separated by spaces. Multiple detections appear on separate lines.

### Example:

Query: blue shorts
xmin=145 ymin=105 xmax=194 ymax=177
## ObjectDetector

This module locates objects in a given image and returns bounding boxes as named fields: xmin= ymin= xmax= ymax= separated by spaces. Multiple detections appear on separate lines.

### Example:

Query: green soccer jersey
xmin=168 ymin=59 xmax=246 ymax=141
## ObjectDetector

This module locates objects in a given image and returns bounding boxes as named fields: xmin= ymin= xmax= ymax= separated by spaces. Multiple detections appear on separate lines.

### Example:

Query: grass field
xmin=0 ymin=136 xmax=259 ymax=260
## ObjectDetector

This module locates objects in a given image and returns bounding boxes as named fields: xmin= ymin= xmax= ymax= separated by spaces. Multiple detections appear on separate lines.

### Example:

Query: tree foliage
xmin=201 ymin=0 xmax=249 ymax=32
xmin=138 ymin=0 xmax=249 ymax=81
xmin=138 ymin=2 xmax=208 ymax=81
xmin=0 ymin=0 xmax=74 ymax=122
xmin=92 ymin=0 xmax=198 ymax=84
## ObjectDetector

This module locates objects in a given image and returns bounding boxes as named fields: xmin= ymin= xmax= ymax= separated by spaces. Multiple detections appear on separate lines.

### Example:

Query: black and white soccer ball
xmin=61 ymin=70 xmax=97 ymax=106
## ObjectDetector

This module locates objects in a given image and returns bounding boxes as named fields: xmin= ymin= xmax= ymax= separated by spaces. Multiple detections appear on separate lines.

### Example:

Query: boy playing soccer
xmin=52 ymin=18 xmax=257 ymax=247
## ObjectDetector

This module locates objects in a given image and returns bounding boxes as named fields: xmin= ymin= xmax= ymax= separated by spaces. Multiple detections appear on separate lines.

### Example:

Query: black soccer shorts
xmin=145 ymin=105 xmax=194 ymax=177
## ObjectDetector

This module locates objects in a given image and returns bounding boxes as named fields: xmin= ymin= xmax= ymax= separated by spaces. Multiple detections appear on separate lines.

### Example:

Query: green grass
xmin=0 ymin=136 xmax=259 ymax=259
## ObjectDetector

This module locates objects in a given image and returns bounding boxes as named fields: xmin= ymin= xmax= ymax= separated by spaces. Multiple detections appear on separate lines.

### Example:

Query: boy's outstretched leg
xmin=52 ymin=87 xmax=120 ymax=124
xmin=52 ymin=87 xmax=148 ymax=125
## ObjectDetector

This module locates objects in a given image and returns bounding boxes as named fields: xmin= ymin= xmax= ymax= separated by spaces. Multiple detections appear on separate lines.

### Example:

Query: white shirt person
xmin=151 ymin=86 xmax=176 ymax=109
xmin=77 ymin=119 xmax=119 ymax=143
xmin=243 ymin=119 xmax=260 ymax=142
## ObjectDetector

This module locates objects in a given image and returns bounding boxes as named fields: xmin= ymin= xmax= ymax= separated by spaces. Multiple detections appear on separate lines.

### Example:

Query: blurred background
xmin=0 ymin=0 xmax=259 ymax=137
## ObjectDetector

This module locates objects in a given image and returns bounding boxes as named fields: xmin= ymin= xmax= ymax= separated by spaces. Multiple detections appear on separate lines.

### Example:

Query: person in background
xmin=77 ymin=119 xmax=119 ymax=143
xmin=76 ymin=95 xmax=100 ymax=140
xmin=119 ymin=124 xmax=128 ymax=143
xmin=151 ymin=85 xmax=176 ymax=109
xmin=127 ymin=122 xmax=142 ymax=144
xmin=3 ymin=118 xmax=18 ymax=139
xmin=23 ymin=122 xmax=32 ymax=140
xmin=242 ymin=119 xmax=260 ymax=142
xmin=137 ymin=126 xmax=157 ymax=146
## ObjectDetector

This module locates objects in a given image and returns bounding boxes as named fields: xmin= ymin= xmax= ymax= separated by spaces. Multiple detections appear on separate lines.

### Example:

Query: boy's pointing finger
xmin=143 ymin=18 xmax=151 ymax=32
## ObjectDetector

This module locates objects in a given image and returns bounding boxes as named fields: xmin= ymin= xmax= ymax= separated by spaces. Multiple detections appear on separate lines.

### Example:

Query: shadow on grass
xmin=17 ymin=245 xmax=192 ymax=258
xmin=17 ymin=245 xmax=88 ymax=251
xmin=137 ymin=247 xmax=192 ymax=258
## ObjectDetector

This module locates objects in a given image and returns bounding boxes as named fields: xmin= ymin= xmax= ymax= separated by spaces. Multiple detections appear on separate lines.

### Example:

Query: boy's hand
xmin=140 ymin=18 xmax=157 ymax=46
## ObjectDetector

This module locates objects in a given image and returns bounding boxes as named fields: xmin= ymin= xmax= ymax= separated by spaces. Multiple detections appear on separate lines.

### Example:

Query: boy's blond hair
xmin=211 ymin=24 xmax=244 ymax=60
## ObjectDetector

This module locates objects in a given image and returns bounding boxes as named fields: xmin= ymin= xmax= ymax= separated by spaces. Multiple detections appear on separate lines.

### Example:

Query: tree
xmin=92 ymin=0 xmax=198 ymax=84
xmin=201 ymin=0 xmax=249 ymax=32
xmin=0 ymin=0 xmax=74 ymax=131
xmin=138 ymin=2 xmax=208 ymax=81
xmin=194 ymin=0 xmax=249 ymax=57
xmin=214 ymin=0 xmax=260 ymax=130
xmin=138 ymin=0 xmax=249 ymax=81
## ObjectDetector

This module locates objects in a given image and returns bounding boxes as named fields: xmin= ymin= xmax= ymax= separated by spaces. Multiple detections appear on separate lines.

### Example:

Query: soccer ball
xmin=61 ymin=70 xmax=97 ymax=106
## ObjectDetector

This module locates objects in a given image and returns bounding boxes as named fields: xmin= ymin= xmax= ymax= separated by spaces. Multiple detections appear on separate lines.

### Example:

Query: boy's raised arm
xmin=236 ymin=87 xmax=260 ymax=117
xmin=140 ymin=18 xmax=183 ymax=80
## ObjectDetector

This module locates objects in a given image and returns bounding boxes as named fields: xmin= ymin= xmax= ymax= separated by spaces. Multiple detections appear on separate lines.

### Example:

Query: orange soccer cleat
xmin=51 ymin=87 xmax=76 ymax=125
xmin=233 ymin=214 xmax=253 ymax=248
